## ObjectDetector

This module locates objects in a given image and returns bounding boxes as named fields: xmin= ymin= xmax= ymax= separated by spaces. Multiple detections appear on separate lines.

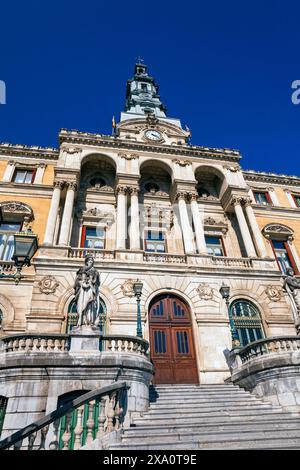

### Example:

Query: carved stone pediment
xmin=79 ymin=208 xmax=115 ymax=226
xmin=142 ymin=204 xmax=174 ymax=228
xmin=204 ymin=217 xmax=228 ymax=235
xmin=263 ymin=224 xmax=294 ymax=241
xmin=0 ymin=201 xmax=34 ymax=222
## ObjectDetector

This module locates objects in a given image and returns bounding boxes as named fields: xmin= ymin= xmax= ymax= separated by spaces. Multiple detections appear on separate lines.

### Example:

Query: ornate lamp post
xmin=0 ymin=229 xmax=38 ymax=284
xmin=219 ymin=282 xmax=241 ymax=349
xmin=133 ymin=280 xmax=143 ymax=338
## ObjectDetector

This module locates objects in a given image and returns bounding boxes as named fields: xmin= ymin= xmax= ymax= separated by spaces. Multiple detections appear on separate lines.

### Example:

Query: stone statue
xmin=283 ymin=268 xmax=300 ymax=333
xmin=74 ymin=255 xmax=100 ymax=328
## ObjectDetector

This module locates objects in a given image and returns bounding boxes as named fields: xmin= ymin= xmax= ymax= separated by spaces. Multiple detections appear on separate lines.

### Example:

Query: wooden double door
xmin=149 ymin=295 xmax=198 ymax=384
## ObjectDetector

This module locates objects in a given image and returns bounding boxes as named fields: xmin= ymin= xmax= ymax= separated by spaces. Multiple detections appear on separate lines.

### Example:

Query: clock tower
xmin=120 ymin=60 xmax=183 ymax=130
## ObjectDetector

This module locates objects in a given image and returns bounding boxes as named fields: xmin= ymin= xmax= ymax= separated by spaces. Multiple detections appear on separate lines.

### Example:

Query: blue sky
xmin=0 ymin=0 xmax=299 ymax=176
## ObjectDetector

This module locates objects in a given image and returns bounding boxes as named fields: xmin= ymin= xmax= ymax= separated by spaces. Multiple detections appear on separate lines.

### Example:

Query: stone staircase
xmin=107 ymin=384 xmax=300 ymax=450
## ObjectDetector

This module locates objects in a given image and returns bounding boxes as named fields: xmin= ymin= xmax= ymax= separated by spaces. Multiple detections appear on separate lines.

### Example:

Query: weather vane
xmin=136 ymin=56 xmax=145 ymax=64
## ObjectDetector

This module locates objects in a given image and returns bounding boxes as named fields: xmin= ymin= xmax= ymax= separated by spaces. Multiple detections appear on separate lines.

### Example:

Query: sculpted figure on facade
xmin=74 ymin=255 xmax=101 ymax=327
xmin=283 ymin=268 xmax=300 ymax=333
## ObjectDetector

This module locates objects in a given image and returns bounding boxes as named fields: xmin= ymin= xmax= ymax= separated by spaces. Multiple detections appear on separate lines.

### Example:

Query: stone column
xmin=244 ymin=199 xmax=267 ymax=258
xmin=116 ymin=186 xmax=127 ymax=250
xmin=267 ymin=187 xmax=279 ymax=206
xmin=58 ymin=182 xmax=77 ymax=246
xmin=190 ymin=194 xmax=207 ymax=254
xmin=129 ymin=188 xmax=140 ymax=250
xmin=285 ymin=189 xmax=297 ymax=208
xmin=177 ymin=192 xmax=195 ymax=254
xmin=34 ymin=163 xmax=46 ymax=185
xmin=2 ymin=161 xmax=15 ymax=182
xmin=43 ymin=181 xmax=64 ymax=246
xmin=232 ymin=197 xmax=257 ymax=258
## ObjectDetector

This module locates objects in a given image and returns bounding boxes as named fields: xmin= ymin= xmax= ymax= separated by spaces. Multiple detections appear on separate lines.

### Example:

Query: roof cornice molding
xmin=59 ymin=129 xmax=241 ymax=162
xmin=0 ymin=143 xmax=59 ymax=160
xmin=244 ymin=170 xmax=300 ymax=187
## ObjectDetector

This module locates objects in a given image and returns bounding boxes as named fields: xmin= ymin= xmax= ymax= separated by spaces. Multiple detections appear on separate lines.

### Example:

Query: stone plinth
xmin=69 ymin=326 xmax=101 ymax=352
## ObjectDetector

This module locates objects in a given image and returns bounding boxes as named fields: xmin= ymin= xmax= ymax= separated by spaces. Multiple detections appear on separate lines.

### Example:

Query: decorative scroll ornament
xmin=38 ymin=276 xmax=60 ymax=295
xmin=265 ymin=285 xmax=282 ymax=302
xmin=63 ymin=146 xmax=82 ymax=155
xmin=172 ymin=159 xmax=191 ymax=166
xmin=118 ymin=152 xmax=139 ymax=160
xmin=121 ymin=279 xmax=135 ymax=297
xmin=81 ymin=208 xmax=115 ymax=226
xmin=197 ymin=283 xmax=214 ymax=300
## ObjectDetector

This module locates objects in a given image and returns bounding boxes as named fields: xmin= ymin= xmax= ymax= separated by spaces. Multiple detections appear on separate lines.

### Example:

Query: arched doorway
xmin=149 ymin=294 xmax=198 ymax=384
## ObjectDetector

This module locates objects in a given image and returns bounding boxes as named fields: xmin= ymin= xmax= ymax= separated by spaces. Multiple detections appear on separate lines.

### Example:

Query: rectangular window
xmin=292 ymin=194 xmax=300 ymax=208
xmin=253 ymin=191 xmax=272 ymax=205
xmin=81 ymin=226 xmax=105 ymax=249
xmin=141 ymin=83 xmax=148 ymax=91
xmin=205 ymin=235 xmax=224 ymax=256
xmin=0 ymin=222 xmax=21 ymax=260
xmin=13 ymin=169 xmax=35 ymax=184
xmin=271 ymin=240 xmax=296 ymax=274
xmin=145 ymin=230 xmax=166 ymax=253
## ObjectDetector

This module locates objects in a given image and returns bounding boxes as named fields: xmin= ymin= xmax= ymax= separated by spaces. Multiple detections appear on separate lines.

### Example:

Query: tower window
xmin=270 ymin=240 xmax=297 ymax=274
xmin=81 ymin=226 xmax=105 ymax=250
xmin=253 ymin=191 xmax=272 ymax=205
xmin=0 ymin=222 xmax=22 ymax=261
xmin=141 ymin=83 xmax=148 ymax=91
xmin=145 ymin=230 xmax=166 ymax=253
xmin=13 ymin=169 xmax=35 ymax=184
xmin=205 ymin=235 xmax=225 ymax=257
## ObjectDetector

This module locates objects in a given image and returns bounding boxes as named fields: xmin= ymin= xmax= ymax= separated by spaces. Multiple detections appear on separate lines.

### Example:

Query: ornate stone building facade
xmin=0 ymin=62 xmax=300 ymax=448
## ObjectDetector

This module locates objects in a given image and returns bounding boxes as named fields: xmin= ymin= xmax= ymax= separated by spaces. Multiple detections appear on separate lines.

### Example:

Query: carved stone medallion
xmin=197 ymin=283 xmax=214 ymax=300
xmin=121 ymin=280 xmax=135 ymax=297
xmin=265 ymin=285 xmax=282 ymax=302
xmin=38 ymin=276 xmax=60 ymax=295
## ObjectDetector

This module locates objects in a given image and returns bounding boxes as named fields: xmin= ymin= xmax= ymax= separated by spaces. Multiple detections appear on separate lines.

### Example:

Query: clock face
xmin=145 ymin=129 xmax=162 ymax=141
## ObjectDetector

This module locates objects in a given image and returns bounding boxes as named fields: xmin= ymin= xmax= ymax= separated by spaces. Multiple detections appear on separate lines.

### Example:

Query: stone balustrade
xmin=143 ymin=252 xmax=187 ymax=264
xmin=0 ymin=382 xmax=129 ymax=450
xmin=237 ymin=336 xmax=300 ymax=365
xmin=0 ymin=334 xmax=70 ymax=353
xmin=230 ymin=336 xmax=300 ymax=412
xmin=102 ymin=335 xmax=149 ymax=357
xmin=211 ymin=256 xmax=253 ymax=268
xmin=0 ymin=261 xmax=15 ymax=274
xmin=68 ymin=248 xmax=115 ymax=260
xmin=0 ymin=333 xmax=149 ymax=358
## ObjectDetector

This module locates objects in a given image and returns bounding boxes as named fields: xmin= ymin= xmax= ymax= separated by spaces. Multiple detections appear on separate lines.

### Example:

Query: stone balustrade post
xmin=58 ymin=182 xmax=77 ymax=246
xmin=43 ymin=181 xmax=64 ymax=246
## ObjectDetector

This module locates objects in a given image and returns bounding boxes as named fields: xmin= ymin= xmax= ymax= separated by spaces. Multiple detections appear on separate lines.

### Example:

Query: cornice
xmin=0 ymin=143 xmax=59 ymax=161
xmin=59 ymin=129 xmax=241 ymax=163
xmin=244 ymin=170 xmax=300 ymax=187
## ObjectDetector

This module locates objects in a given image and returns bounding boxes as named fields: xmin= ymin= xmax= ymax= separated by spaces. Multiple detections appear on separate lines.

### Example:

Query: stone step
xmin=151 ymin=392 xmax=255 ymax=400
xmin=132 ymin=410 xmax=293 ymax=426
xmin=149 ymin=398 xmax=266 ymax=408
xmin=109 ymin=438 xmax=300 ymax=451
xmin=145 ymin=404 xmax=281 ymax=417
xmin=121 ymin=426 xmax=300 ymax=444
xmin=125 ymin=419 xmax=300 ymax=436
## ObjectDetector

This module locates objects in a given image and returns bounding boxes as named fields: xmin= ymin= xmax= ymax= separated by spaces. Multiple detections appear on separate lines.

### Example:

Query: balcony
xmin=65 ymin=248 xmax=278 ymax=272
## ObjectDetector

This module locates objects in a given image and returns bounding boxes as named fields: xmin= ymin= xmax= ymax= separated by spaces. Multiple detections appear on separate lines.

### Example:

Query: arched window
xmin=0 ymin=396 xmax=8 ymax=437
xmin=230 ymin=300 xmax=264 ymax=347
xmin=66 ymin=298 xmax=107 ymax=334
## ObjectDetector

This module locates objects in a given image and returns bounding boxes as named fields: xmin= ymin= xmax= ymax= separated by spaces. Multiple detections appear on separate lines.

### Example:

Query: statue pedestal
xmin=69 ymin=326 xmax=101 ymax=352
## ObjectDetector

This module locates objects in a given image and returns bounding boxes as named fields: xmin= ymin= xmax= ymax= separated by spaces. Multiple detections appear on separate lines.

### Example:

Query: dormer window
xmin=253 ymin=191 xmax=272 ymax=205
xmin=12 ymin=169 xmax=35 ymax=184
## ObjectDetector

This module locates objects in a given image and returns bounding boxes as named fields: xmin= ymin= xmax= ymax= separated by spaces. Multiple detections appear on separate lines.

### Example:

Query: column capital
xmin=189 ymin=192 xmax=199 ymax=202
xmin=54 ymin=180 xmax=65 ymax=190
xmin=243 ymin=197 xmax=253 ymax=207
xmin=66 ymin=181 xmax=78 ymax=191
xmin=230 ymin=196 xmax=244 ymax=206
xmin=115 ymin=185 xmax=128 ymax=195
xmin=128 ymin=187 xmax=140 ymax=196
xmin=175 ymin=191 xmax=189 ymax=201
